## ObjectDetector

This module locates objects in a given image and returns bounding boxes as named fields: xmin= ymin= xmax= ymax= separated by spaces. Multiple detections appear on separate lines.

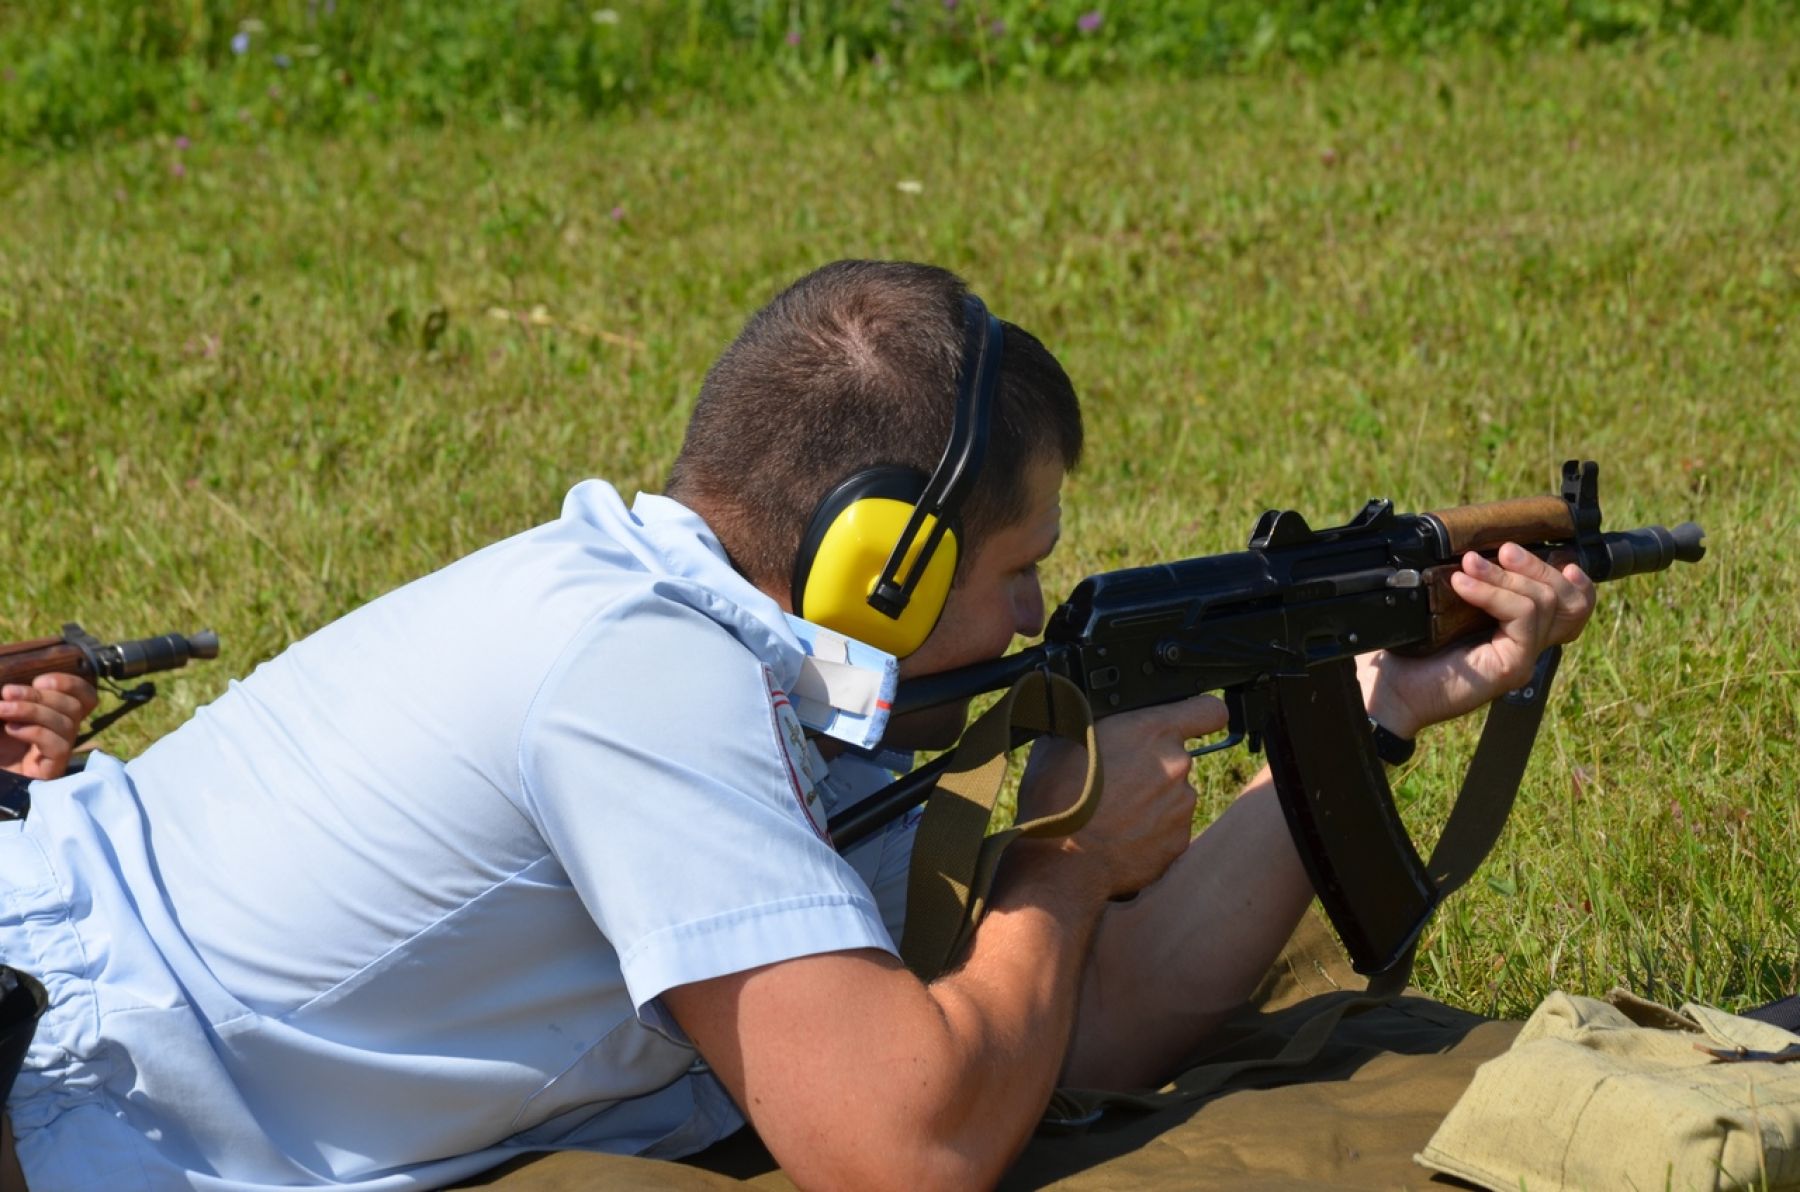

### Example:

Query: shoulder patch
xmin=765 ymin=666 xmax=832 ymax=843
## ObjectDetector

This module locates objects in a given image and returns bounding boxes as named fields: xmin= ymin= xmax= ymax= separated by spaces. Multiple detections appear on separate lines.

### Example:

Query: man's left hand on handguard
xmin=1358 ymin=542 xmax=1598 ymax=740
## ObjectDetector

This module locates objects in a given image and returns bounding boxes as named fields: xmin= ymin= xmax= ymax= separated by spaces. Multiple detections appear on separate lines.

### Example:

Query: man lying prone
xmin=0 ymin=261 xmax=1594 ymax=1191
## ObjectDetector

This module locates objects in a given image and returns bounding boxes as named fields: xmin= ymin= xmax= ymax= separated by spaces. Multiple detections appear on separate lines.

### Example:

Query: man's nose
xmin=1014 ymin=580 xmax=1046 ymax=638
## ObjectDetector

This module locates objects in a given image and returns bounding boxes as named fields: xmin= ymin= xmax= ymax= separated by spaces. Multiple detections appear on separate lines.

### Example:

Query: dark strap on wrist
xmin=1369 ymin=719 xmax=1416 ymax=766
xmin=0 ymin=773 xmax=30 ymax=824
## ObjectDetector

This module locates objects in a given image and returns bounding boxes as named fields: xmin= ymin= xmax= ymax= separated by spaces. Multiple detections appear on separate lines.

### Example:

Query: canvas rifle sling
xmin=898 ymin=670 xmax=1100 ymax=980
xmin=897 ymin=646 xmax=1564 ymax=1130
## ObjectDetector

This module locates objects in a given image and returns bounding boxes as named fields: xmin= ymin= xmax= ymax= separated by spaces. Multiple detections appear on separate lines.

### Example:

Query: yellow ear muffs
xmin=793 ymin=467 xmax=959 ymax=658
xmin=789 ymin=293 xmax=1001 ymax=660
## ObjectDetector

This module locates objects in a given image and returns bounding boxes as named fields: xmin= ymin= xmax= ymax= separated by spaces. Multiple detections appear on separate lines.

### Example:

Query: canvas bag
xmin=1418 ymin=988 xmax=1800 ymax=1191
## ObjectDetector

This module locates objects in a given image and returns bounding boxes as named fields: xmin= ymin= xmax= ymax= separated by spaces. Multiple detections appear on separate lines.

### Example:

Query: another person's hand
xmin=1018 ymin=693 xmax=1227 ymax=900
xmin=0 ymin=673 xmax=100 ymax=779
xmin=1359 ymin=543 xmax=1597 ymax=739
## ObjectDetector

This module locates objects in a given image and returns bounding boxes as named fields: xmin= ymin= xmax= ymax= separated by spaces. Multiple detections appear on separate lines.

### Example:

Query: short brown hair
xmin=666 ymin=260 xmax=1083 ymax=593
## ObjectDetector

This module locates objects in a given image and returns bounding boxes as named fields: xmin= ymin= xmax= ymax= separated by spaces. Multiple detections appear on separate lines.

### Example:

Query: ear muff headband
xmin=792 ymin=294 xmax=1004 ymax=657
xmin=870 ymin=296 xmax=1003 ymax=618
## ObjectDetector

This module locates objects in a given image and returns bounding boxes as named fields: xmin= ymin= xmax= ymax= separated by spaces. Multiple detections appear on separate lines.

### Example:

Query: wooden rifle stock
xmin=0 ymin=638 xmax=92 ymax=688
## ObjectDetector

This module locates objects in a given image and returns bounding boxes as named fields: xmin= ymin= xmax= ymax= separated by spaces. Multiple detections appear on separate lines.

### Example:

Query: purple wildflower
xmin=231 ymin=31 xmax=250 ymax=55
xmin=609 ymin=205 xmax=625 ymax=221
xmin=943 ymin=0 xmax=957 ymax=9
xmin=174 ymin=134 xmax=191 ymax=151
xmin=274 ymin=53 xmax=292 ymax=69
xmin=1078 ymin=10 xmax=1102 ymax=33
xmin=785 ymin=29 xmax=801 ymax=46
xmin=170 ymin=161 xmax=187 ymax=178
xmin=988 ymin=18 xmax=1005 ymax=36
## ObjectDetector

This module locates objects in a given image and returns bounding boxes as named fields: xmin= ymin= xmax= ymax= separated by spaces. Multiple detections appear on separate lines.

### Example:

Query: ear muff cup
xmin=792 ymin=466 xmax=960 ymax=658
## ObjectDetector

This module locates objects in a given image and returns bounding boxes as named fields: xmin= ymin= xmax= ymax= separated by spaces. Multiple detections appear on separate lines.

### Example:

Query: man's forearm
xmin=666 ymin=839 xmax=1118 ymax=1192
xmin=908 ymin=838 xmax=1114 ymax=1177
xmin=1062 ymin=769 xmax=1314 ymax=1091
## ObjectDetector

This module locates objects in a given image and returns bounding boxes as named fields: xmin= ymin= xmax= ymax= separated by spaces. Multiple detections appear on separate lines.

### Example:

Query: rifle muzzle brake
xmin=1599 ymin=522 xmax=1706 ymax=580
xmin=85 ymin=628 xmax=221 ymax=680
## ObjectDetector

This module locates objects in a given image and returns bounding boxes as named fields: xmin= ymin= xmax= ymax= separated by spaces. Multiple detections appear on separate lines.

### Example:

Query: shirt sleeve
xmin=516 ymin=590 xmax=898 ymax=1027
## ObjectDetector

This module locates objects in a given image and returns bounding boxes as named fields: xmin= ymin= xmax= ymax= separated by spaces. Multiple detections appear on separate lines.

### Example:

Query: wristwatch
xmin=1368 ymin=718 xmax=1416 ymax=766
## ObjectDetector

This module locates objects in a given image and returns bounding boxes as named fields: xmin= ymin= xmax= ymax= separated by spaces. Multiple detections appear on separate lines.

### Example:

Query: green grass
xmin=3 ymin=32 xmax=1797 ymax=1020
xmin=2 ymin=0 xmax=1791 ymax=152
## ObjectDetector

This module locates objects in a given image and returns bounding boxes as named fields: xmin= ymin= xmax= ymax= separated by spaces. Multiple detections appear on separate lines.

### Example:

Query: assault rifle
xmin=0 ymin=623 xmax=219 ymax=746
xmin=829 ymin=461 xmax=1705 ymax=975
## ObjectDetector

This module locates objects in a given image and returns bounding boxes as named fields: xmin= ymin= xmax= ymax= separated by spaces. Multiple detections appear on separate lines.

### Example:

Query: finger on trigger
xmin=1170 ymin=693 xmax=1229 ymax=738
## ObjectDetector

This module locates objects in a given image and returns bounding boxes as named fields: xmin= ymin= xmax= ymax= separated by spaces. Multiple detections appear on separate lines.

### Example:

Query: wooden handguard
xmin=1409 ymin=497 xmax=1580 ymax=653
xmin=0 ymin=639 xmax=92 ymax=689
xmin=1414 ymin=566 xmax=1491 ymax=652
xmin=1428 ymin=495 xmax=1575 ymax=554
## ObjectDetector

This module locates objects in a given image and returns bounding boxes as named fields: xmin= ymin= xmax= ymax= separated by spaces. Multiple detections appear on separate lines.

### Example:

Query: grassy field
xmin=3 ymin=31 xmax=1797 ymax=1019
xmin=4 ymin=0 xmax=1786 ymax=152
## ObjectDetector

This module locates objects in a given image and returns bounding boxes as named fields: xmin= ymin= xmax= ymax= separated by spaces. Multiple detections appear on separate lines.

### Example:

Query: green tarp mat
xmin=459 ymin=914 xmax=1519 ymax=1190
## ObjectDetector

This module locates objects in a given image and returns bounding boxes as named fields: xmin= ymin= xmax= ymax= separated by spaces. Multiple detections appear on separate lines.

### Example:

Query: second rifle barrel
xmin=0 ymin=627 xmax=220 ymax=688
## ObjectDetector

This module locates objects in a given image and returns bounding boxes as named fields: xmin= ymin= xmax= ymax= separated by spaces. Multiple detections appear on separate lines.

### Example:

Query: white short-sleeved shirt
xmin=0 ymin=482 xmax=920 ymax=1190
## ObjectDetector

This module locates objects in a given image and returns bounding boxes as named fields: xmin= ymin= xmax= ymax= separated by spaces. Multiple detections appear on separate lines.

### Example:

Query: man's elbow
xmin=769 ymin=1076 xmax=1033 ymax=1192
xmin=779 ymin=1132 xmax=1022 ymax=1192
